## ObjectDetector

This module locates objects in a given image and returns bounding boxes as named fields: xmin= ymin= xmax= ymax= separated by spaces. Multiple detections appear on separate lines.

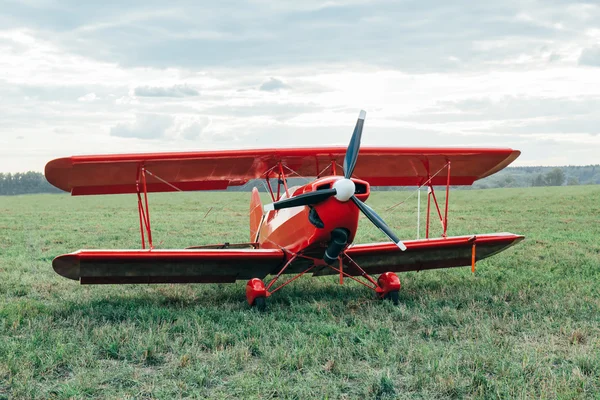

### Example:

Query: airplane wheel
xmin=386 ymin=290 xmax=399 ymax=305
xmin=378 ymin=272 xmax=401 ymax=305
xmin=253 ymin=297 xmax=267 ymax=311
xmin=246 ymin=278 xmax=266 ymax=309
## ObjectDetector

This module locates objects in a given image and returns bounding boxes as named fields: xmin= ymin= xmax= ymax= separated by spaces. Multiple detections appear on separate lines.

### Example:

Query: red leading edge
xmin=46 ymin=110 xmax=524 ymax=309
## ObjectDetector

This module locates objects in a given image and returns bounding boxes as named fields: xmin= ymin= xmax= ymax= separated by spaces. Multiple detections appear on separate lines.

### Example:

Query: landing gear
xmin=244 ymin=256 xmax=402 ymax=309
xmin=377 ymin=272 xmax=401 ymax=305
xmin=246 ymin=278 xmax=267 ymax=311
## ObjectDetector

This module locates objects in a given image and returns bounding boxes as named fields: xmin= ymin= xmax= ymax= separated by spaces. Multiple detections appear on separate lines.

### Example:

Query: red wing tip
xmin=52 ymin=254 xmax=80 ymax=280
xmin=44 ymin=157 xmax=73 ymax=193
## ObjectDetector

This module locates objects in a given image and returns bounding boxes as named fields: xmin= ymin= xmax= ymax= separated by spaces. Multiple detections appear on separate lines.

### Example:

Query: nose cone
xmin=333 ymin=178 xmax=355 ymax=202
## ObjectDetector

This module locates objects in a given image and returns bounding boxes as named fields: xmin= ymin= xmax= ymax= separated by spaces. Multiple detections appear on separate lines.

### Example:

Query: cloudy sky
xmin=1 ymin=0 xmax=599 ymax=172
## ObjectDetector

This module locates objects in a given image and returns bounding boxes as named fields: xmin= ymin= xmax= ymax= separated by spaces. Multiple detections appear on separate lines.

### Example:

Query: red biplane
xmin=45 ymin=111 xmax=523 ymax=309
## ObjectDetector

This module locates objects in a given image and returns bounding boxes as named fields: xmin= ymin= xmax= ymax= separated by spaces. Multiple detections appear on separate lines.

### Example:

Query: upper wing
xmin=314 ymin=233 xmax=524 ymax=276
xmin=53 ymin=248 xmax=285 ymax=284
xmin=45 ymin=147 xmax=520 ymax=195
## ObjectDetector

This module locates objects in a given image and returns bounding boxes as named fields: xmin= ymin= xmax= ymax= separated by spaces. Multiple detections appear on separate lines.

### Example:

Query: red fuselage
xmin=257 ymin=176 xmax=371 ymax=257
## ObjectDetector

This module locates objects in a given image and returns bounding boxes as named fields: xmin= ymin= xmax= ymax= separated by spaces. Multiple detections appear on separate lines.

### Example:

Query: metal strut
xmin=136 ymin=165 xmax=154 ymax=249
xmin=341 ymin=253 xmax=379 ymax=290
xmin=265 ymin=254 xmax=320 ymax=296
xmin=471 ymin=237 xmax=477 ymax=274
xmin=265 ymin=173 xmax=276 ymax=202
xmin=263 ymin=249 xmax=386 ymax=297
xmin=263 ymin=163 xmax=291 ymax=202
xmin=278 ymin=162 xmax=290 ymax=198
xmin=443 ymin=161 xmax=451 ymax=237
xmin=424 ymin=161 xmax=452 ymax=238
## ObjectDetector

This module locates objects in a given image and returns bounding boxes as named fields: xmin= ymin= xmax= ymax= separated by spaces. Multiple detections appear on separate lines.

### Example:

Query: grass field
xmin=1 ymin=185 xmax=600 ymax=399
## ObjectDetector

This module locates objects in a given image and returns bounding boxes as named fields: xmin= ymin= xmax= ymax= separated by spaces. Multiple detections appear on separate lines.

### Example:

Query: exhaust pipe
xmin=324 ymin=228 xmax=349 ymax=265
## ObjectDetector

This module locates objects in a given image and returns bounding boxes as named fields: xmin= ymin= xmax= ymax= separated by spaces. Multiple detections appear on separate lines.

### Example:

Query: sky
xmin=1 ymin=0 xmax=599 ymax=172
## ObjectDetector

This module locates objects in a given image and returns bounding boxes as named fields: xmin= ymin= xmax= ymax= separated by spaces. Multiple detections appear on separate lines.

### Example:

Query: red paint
xmin=72 ymin=181 xmax=229 ymax=196
xmin=141 ymin=168 xmax=153 ymax=248
xmin=45 ymin=147 xmax=520 ymax=195
xmin=136 ymin=192 xmax=146 ymax=249
xmin=346 ymin=232 xmax=523 ymax=255
xmin=377 ymin=272 xmax=401 ymax=297
xmin=429 ymin=185 xmax=445 ymax=233
xmin=258 ymin=176 xmax=368 ymax=256
xmin=266 ymin=255 xmax=298 ymax=291
xmin=342 ymin=253 xmax=379 ymax=288
xmin=73 ymin=249 xmax=284 ymax=260
xmin=246 ymin=278 xmax=267 ymax=305
xmin=249 ymin=187 xmax=263 ymax=242
xmin=443 ymin=161 xmax=451 ymax=237
xmin=471 ymin=241 xmax=477 ymax=273
xmin=52 ymin=233 xmax=524 ymax=282
xmin=267 ymin=264 xmax=316 ymax=296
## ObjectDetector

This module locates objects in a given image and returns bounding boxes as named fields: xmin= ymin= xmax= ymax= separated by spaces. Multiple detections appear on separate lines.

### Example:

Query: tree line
xmin=0 ymin=172 xmax=61 ymax=195
xmin=473 ymin=165 xmax=600 ymax=189
xmin=0 ymin=166 xmax=598 ymax=195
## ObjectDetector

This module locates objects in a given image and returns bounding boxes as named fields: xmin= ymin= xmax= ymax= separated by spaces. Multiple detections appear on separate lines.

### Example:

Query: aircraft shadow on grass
xmin=53 ymin=274 xmax=495 ymax=322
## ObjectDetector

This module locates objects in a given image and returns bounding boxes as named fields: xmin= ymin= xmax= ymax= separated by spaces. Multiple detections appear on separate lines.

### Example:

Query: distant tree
xmin=544 ymin=168 xmax=566 ymax=186
xmin=0 ymin=171 xmax=61 ymax=195
xmin=567 ymin=176 xmax=579 ymax=186
xmin=498 ymin=174 xmax=516 ymax=188
xmin=532 ymin=174 xmax=546 ymax=187
xmin=4 ymin=173 xmax=14 ymax=195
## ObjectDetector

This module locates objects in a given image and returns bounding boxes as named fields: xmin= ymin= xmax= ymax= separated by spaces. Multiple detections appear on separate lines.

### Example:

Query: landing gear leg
xmin=246 ymin=278 xmax=267 ymax=311
xmin=339 ymin=254 xmax=400 ymax=305
xmin=377 ymin=272 xmax=401 ymax=305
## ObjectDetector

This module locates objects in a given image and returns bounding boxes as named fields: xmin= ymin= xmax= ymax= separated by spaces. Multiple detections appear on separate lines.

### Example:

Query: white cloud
xmin=134 ymin=84 xmax=199 ymax=97
xmin=77 ymin=92 xmax=97 ymax=102
xmin=259 ymin=78 xmax=290 ymax=92
xmin=110 ymin=114 xmax=174 ymax=139
xmin=179 ymin=117 xmax=211 ymax=140
xmin=1 ymin=1 xmax=600 ymax=172
xmin=579 ymin=46 xmax=600 ymax=67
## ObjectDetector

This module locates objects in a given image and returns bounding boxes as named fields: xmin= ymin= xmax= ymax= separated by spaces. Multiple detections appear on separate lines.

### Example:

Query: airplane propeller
xmin=263 ymin=110 xmax=406 ymax=251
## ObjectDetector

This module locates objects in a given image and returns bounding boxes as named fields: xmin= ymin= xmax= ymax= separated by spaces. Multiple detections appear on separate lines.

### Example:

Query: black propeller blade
xmin=263 ymin=188 xmax=337 ymax=212
xmin=264 ymin=110 xmax=366 ymax=212
xmin=352 ymin=196 xmax=407 ymax=250
xmin=343 ymin=110 xmax=365 ymax=179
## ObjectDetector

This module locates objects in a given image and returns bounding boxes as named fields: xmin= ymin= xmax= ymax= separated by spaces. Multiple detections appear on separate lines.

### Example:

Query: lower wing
xmin=52 ymin=233 xmax=522 ymax=284
xmin=53 ymin=248 xmax=285 ymax=284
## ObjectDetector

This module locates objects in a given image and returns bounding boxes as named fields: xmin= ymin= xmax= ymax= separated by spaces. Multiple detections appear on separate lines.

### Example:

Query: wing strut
xmin=263 ymin=161 xmax=292 ymax=202
xmin=471 ymin=238 xmax=477 ymax=273
xmin=383 ymin=160 xmax=452 ymax=239
xmin=136 ymin=165 xmax=154 ymax=249
xmin=423 ymin=161 xmax=452 ymax=238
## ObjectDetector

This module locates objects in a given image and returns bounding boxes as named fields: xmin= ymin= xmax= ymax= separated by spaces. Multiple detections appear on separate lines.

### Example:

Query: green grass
xmin=1 ymin=186 xmax=599 ymax=399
